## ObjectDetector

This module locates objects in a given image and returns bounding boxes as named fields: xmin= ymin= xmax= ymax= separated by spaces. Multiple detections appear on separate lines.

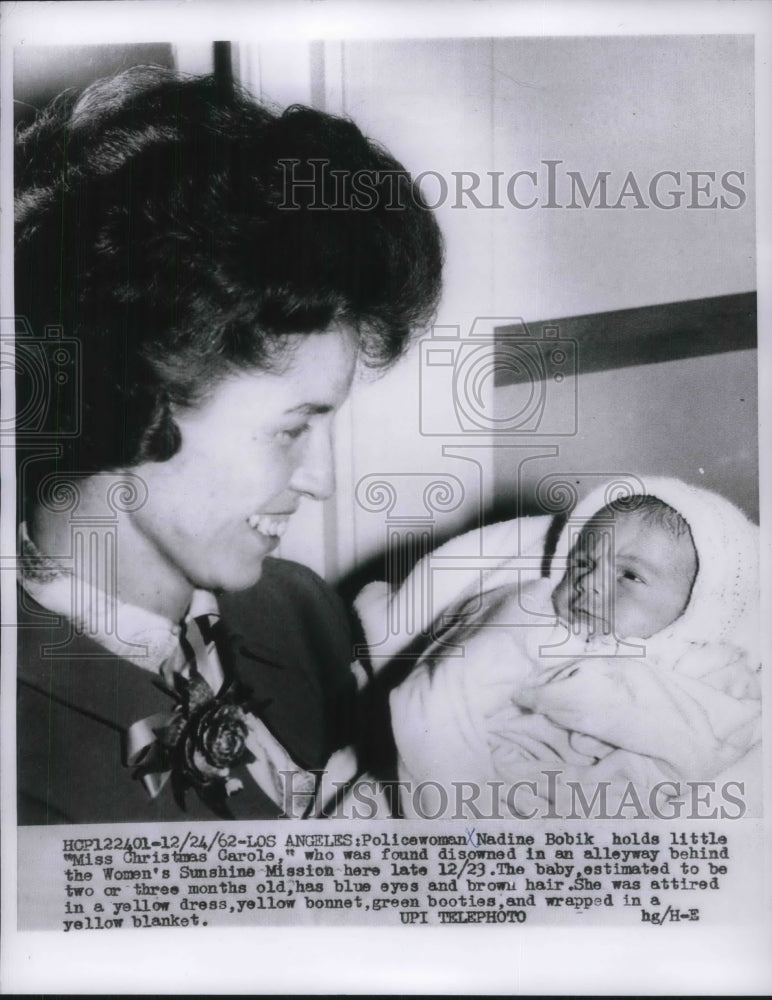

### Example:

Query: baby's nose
xmin=572 ymin=561 xmax=602 ymax=600
xmin=583 ymin=565 xmax=601 ymax=593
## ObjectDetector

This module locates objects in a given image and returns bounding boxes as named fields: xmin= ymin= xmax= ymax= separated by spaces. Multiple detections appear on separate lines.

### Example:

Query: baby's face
xmin=551 ymin=509 xmax=697 ymax=639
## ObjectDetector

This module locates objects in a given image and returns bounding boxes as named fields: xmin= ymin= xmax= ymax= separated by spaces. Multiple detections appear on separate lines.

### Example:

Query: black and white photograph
xmin=1 ymin=0 xmax=770 ymax=993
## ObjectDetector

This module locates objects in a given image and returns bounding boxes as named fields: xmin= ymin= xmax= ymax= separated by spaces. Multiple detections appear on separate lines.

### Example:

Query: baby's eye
xmin=620 ymin=569 xmax=643 ymax=583
xmin=276 ymin=423 xmax=310 ymax=443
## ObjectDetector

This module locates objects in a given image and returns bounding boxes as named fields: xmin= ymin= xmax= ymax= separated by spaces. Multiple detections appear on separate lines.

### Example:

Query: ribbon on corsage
xmin=126 ymin=673 xmax=318 ymax=817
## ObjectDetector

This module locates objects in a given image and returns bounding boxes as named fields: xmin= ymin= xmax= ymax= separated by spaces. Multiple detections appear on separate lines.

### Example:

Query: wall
xmin=487 ymin=35 xmax=757 ymax=521
xmin=490 ymin=35 xmax=755 ymax=319
xmin=494 ymin=349 xmax=758 ymax=521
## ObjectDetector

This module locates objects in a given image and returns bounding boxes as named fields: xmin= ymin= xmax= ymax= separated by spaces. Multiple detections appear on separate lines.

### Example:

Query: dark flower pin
xmin=133 ymin=673 xmax=256 ymax=815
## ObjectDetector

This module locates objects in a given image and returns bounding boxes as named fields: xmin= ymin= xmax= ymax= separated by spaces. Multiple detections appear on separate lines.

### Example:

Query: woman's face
xmin=123 ymin=329 xmax=358 ymax=614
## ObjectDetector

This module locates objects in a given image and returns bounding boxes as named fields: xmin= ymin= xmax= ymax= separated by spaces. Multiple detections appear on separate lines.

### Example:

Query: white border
xmin=2 ymin=1 xmax=771 ymax=994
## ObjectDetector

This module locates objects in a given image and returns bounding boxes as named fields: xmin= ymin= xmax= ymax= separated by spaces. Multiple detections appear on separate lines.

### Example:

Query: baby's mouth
xmin=247 ymin=513 xmax=292 ymax=538
xmin=571 ymin=606 xmax=595 ymax=625
xmin=570 ymin=600 xmax=602 ymax=626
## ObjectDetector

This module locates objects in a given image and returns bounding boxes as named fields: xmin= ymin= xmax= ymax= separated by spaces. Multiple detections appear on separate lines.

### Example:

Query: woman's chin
xmin=234 ymin=558 xmax=270 ymax=592
xmin=199 ymin=554 xmax=269 ymax=595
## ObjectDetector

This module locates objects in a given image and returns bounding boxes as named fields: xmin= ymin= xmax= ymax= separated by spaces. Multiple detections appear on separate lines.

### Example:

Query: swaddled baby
xmin=384 ymin=478 xmax=761 ymax=816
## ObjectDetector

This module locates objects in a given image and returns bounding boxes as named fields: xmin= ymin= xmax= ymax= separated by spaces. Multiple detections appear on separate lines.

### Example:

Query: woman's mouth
xmin=247 ymin=513 xmax=292 ymax=538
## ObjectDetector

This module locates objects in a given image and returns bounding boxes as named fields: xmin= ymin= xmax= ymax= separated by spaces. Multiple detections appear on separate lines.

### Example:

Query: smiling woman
xmin=89 ymin=330 xmax=359 ymax=619
xmin=14 ymin=66 xmax=443 ymax=823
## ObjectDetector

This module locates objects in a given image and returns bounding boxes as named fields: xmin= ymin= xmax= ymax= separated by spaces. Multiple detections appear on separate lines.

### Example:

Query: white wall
xmin=490 ymin=35 xmax=755 ymax=320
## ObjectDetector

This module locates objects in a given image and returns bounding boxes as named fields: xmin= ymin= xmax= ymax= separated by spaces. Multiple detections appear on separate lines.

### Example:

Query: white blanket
xmin=354 ymin=481 xmax=762 ymax=819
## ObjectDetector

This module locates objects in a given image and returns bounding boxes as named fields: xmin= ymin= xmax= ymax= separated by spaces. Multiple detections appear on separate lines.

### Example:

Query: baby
xmin=360 ymin=478 xmax=761 ymax=816
xmin=551 ymin=493 xmax=696 ymax=642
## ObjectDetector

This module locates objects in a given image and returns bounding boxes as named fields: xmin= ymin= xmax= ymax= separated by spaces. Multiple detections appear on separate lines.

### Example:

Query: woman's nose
xmin=290 ymin=425 xmax=336 ymax=501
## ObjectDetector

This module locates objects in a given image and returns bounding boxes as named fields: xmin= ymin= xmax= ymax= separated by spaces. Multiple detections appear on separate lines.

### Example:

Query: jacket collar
xmin=18 ymin=522 xmax=219 ymax=672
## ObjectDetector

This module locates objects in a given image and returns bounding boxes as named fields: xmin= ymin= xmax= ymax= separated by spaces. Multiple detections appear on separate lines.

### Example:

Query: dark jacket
xmin=17 ymin=558 xmax=356 ymax=824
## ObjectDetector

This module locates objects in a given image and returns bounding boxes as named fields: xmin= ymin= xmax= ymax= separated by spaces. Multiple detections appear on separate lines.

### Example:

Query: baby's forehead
xmin=580 ymin=504 xmax=665 ymax=532
xmin=575 ymin=504 xmax=697 ymax=572
xmin=581 ymin=499 xmax=689 ymax=536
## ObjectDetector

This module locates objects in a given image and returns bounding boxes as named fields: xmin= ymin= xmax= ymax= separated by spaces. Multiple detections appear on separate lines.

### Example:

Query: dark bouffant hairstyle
xmin=15 ymin=65 xmax=443 ymax=501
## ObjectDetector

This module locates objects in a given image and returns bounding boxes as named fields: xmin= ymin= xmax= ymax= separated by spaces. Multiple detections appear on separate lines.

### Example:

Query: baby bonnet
xmin=548 ymin=475 xmax=759 ymax=660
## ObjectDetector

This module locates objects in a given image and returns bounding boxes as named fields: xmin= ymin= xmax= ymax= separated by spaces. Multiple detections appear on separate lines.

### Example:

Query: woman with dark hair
xmin=15 ymin=66 xmax=443 ymax=823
